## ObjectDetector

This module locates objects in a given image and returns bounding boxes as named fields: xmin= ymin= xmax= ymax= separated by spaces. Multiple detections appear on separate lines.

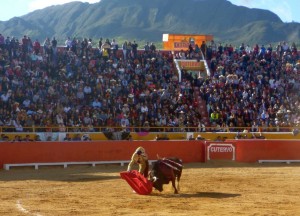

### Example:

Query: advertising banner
xmin=206 ymin=142 xmax=236 ymax=161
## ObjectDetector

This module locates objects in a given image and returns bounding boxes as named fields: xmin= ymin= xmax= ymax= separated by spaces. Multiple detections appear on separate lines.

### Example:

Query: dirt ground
xmin=0 ymin=161 xmax=299 ymax=216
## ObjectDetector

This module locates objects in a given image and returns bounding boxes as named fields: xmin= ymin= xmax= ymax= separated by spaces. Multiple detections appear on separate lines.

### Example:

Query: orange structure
xmin=177 ymin=60 xmax=205 ymax=71
xmin=162 ymin=33 xmax=213 ymax=51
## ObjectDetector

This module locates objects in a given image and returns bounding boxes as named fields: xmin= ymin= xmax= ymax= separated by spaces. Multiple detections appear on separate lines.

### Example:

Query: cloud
xmin=28 ymin=0 xmax=100 ymax=12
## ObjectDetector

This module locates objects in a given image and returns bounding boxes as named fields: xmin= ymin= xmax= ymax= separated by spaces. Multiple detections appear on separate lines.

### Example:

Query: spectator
xmin=131 ymin=40 xmax=138 ymax=57
xmin=126 ymin=134 xmax=133 ymax=141
xmin=200 ymin=41 xmax=207 ymax=57
xmin=214 ymin=136 xmax=223 ymax=141
xmin=33 ymin=39 xmax=41 ymax=54
xmin=144 ymin=42 xmax=150 ymax=53
xmin=149 ymin=42 xmax=156 ymax=53
xmin=0 ymin=134 xmax=10 ymax=142
xmin=196 ymin=134 xmax=205 ymax=140
xmin=210 ymin=110 xmax=219 ymax=124
xmin=63 ymin=133 xmax=72 ymax=141
xmin=155 ymin=134 xmax=161 ymax=141
xmin=72 ymin=134 xmax=81 ymax=141
xmin=23 ymin=135 xmax=34 ymax=141
xmin=34 ymin=135 xmax=42 ymax=141
xmin=58 ymin=123 xmax=67 ymax=132
xmin=43 ymin=37 xmax=51 ymax=56
xmin=11 ymin=135 xmax=22 ymax=142
xmin=187 ymin=134 xmax=194 ymax=140
xmin=13 ymin=119 xmax=23 ymax=132
xmin=0 ymin=33 xmax=5 ymax=50
xmin=251 ymin=132 xmax=265 ymax=139
xmin=81 ymin=133 xmax=92 ymax=141
xmin=65 ymin=37 xmax=72 ymax=50
xmin=111 ymin=38 xmax=118 ymax=57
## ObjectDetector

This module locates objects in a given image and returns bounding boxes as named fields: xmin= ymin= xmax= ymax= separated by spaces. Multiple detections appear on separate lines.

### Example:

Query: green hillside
xmin=0 ymin=0 xmax=299 ymax=45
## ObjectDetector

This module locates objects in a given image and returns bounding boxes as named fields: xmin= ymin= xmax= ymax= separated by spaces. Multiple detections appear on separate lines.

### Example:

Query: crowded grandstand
xmin=0 ymin=33 xmax=299 ymax=141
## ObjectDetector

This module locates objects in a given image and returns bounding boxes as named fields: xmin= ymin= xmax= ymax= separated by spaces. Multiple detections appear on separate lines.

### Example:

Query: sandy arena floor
xmin=0 ymin=161 xmax=299 ymax=216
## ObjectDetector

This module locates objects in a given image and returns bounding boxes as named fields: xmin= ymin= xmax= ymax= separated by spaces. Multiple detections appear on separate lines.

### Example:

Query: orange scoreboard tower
xmin=162 ymin=33 xmax=213 ymax=51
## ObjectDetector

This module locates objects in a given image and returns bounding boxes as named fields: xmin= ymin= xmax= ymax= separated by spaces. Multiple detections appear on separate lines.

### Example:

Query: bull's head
xmin=149 ymin=175 xmax=163 ymax=192
xmin=149 ymin=161 xmax=164 ymax=192
xmin=152 ymin=180 xmax=163 ymax=192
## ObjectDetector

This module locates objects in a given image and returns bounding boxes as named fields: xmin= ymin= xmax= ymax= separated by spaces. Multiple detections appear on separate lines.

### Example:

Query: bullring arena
xmin=0 ymin=29 xmax=299 ymax=215
xmin=1 ymin=139 xmax=300 ymax=216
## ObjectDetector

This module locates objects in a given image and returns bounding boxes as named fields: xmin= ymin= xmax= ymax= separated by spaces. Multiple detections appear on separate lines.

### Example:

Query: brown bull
xmin=149 ymin=157 xmax=183 ymax=194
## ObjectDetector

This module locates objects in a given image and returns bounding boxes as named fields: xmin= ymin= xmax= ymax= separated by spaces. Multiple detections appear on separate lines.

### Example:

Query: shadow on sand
xmin=154 ymin=191 xmax=241 ymax=199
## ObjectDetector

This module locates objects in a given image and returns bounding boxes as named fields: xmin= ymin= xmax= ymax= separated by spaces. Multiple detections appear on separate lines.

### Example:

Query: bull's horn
xmin=156 ymin=154 xmax=161 ymax=159
xmin=152 ymin=176 xmax=158 ymax=182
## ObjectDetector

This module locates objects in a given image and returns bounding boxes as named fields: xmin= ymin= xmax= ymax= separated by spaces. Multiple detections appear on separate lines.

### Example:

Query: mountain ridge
xmin=0 ymin=0 xmax=299 ymax=45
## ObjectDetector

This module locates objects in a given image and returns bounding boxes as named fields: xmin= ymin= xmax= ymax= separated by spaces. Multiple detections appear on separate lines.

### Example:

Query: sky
xmin=228 ymin=0 xmax=300 ymax=23
xmin=0 ymin=0 xmax=299 ymax=23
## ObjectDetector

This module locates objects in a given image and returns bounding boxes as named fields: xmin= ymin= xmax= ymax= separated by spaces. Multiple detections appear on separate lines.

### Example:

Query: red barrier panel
xmin=0 ymin=141 xmax=206 ymax=168
xmin=235 ymin=140 xmax=300 ymax=163
xmin=205 ymin=140 xmax=300 ymax=163
xmin=1 ymin=140 xmax=299 ymax=168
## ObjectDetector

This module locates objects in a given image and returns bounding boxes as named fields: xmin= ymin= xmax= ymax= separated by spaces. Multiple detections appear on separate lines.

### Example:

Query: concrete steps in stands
xmin=199 ymin=100 xmax=210 ymax=126
xmin=194 ymin=87 xmax=210 ymax=127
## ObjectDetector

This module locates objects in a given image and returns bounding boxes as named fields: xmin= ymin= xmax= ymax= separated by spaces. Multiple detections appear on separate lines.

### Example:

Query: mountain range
xmin=0 ymin=0 xmax=299 ymax=46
